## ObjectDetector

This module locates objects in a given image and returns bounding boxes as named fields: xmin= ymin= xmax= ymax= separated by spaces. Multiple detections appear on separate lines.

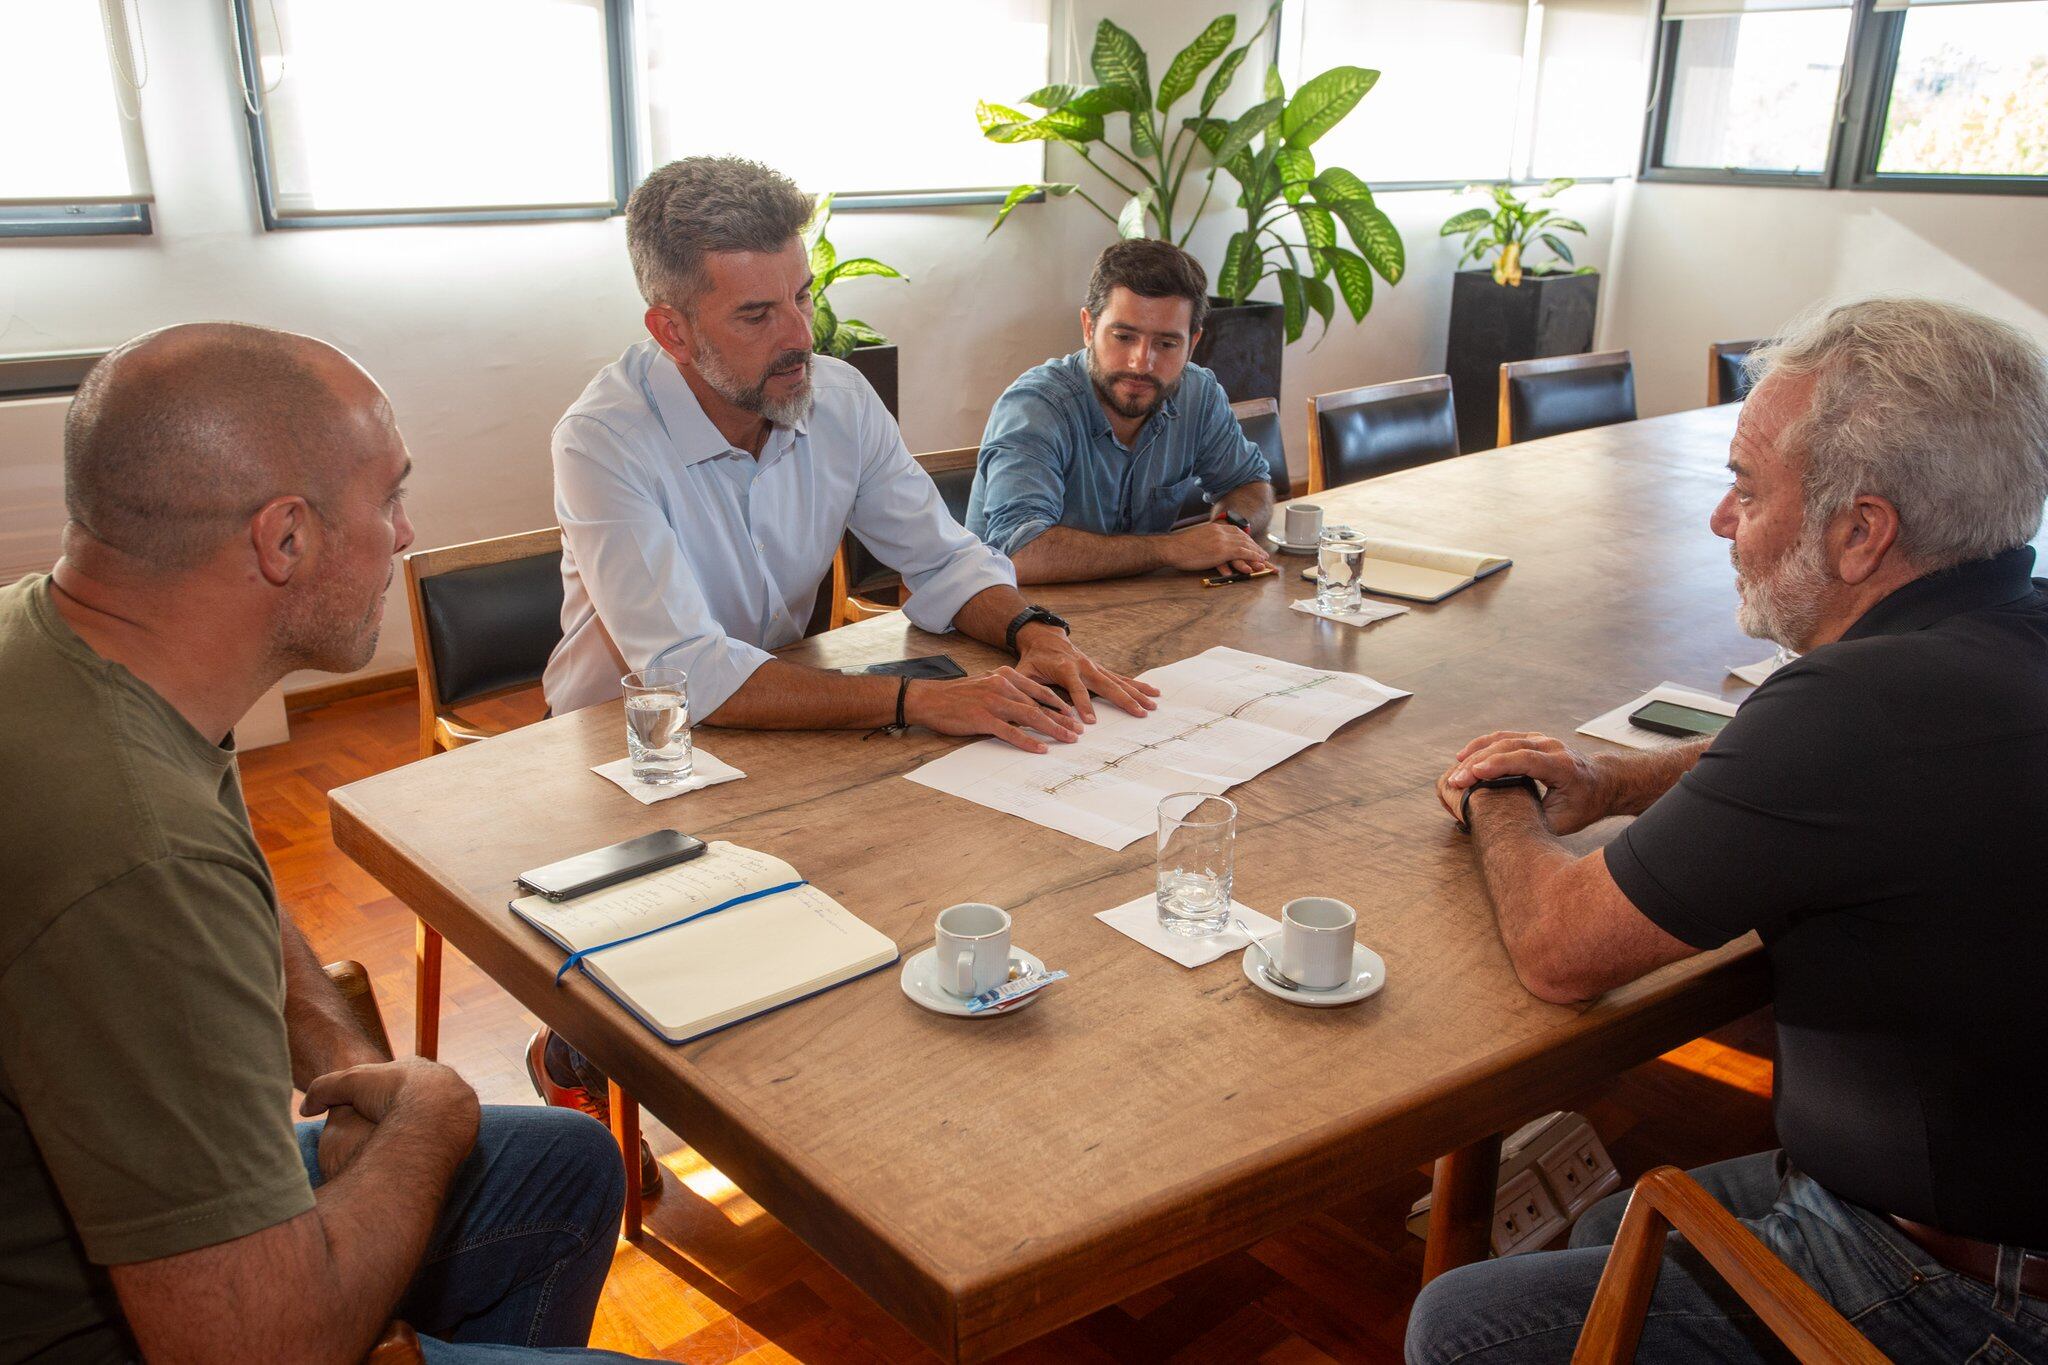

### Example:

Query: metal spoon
xmin=1232 ymin=918 xmax=1306 ymax=992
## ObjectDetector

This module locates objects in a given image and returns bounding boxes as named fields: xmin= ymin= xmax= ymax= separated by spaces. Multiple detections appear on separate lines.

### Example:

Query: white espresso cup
xmin=934 ymin=902 xmax=1012 ymax=998
xmin=1284 ymin=502 xmax=1325 ymax=547
xmin=1279 ymin=896 xmax=1357 ymax=991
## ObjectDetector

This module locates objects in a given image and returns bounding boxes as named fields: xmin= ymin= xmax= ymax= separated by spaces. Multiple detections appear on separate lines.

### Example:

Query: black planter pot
xmin=1445 ymin=269 xmax=1600 ymax=453
xmin=1192 ymin=298 xmax=1284 ymax=404
xmin=844 ymin=343 xmax=900 ymax=420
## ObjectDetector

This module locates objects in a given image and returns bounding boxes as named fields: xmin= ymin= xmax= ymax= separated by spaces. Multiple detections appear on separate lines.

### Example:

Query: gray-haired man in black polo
xmin=1407 ymin=298 xmax=2048 ymax=1363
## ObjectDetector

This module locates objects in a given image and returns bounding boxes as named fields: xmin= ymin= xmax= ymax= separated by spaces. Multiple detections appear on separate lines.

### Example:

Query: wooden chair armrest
xmin=1573 ymin=1167 xmax=1887 ymax=1365
xmin=433 ymin=715 xmax=494 ymax=749
xmin=364 ymin=1320 xmax=423 ymax=1364
xmin=321 ymin=959 xmax=395 ymax=1059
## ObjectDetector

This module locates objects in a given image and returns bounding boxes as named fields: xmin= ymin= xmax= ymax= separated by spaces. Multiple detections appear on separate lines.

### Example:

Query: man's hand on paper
xmin=1162 ymin=521 xmax=1270 ymax=576
xmin=1440 ymin=730 xmax=1612 ymax=835
xmin=1013 ymin=624 xmax=1159 ymax=724
xmin=907 ymin=666 xmax=1086 ymax=754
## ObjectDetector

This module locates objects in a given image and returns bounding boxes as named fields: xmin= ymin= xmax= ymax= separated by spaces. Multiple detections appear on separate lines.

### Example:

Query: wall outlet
xmin=1406 ymin=1111 xmax=1623 ymax=1256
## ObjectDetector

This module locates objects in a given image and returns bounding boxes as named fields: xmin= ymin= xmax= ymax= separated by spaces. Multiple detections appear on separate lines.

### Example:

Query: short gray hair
xmin=1749 ymin=297 xmax=2048 ymax=570
xmin=625 ymin=157 xmax=814 ymax=312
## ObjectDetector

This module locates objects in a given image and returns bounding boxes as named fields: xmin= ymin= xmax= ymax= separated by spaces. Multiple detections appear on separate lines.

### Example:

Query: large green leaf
xmin=1303 ymin=275 xmax=1335 ymax=337
xmin=1212 ymin=96 xmax=1285 ymax=169
xmin=1021 ymin=83 xmax=1078 ymax=109
xmin=1128 ymin=109 xmax=1160 ymax=158
xmin=1039 ymin=106 xmax=1105 ymax=141
xmin=1544 ymin=216 xmax=1588 ymax=235
xmin=1071 ymin=83 xmax=1142 ymax=114
xmin=1539 ymin=233 xmax=1575 ymax=266
xmin=1440 ymin=207 xmax=1492 ymax=236
xmin=1539 ymin=176 xmax=1576 ymax=199
xmin=1117 ymin=188 xmax=1155 ymax=239
xmin=1265 ymin=62 xmax=1285 ymax=102
xmin=1327 ymin=199 xmax=1404 ymax=284
xmin=1157 ymin=15 xmax=1233 ymax=111
xmin=1296 ymin=202 xmax=1336 ymax=250
xmin=1308 ymin=166 xmax=1373 ymax=205
xmin=839 ymin=318 xmax=888 ymax=346
xmin=977 ymin=101 xmax=1041 ymax=143
xmin=1199 ymin=42 xmax=1251 ymax=115
xmin=811 ymin=296 xmax=838 ymax=353
xmin=1274 ymin=147 xmax=1315 ymax=203
xmin=1091 ymin=19 xmax=1151 ymax=108
xmin=1216 ymin=229 xmax=1259 ymax=303
xmin=1280 ymin=66 xmax=1378 ymax=149
xmin=808 ymin=232 xmax=835 ymax=281
xmin=986 ymin=181 xmax=1077 ymax=236
xmin=1277 ymin=268 xmax=1306 ymax=344
xmin=1187 ymin=117 xmax=1254 ymax=186
xmin=1320 ymin=244 xmax=1374 ymax=321
xmin=824 ymin=257 xmax=904 ymax=285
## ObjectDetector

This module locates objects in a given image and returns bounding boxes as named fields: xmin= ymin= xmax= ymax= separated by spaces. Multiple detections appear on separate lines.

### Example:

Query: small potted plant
xmin=1438 ymin=179 xmax=1597 ymax=452
xmin=974 ymin=5 xmax=1400 ymax=403
xmin=804 ymin=194 xmax=908 ymax=418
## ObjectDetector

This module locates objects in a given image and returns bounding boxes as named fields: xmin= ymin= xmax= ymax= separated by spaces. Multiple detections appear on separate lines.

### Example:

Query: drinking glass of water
xmin=621 ymin=667 xmax=693 ymax=785
xmin=1317 ymin=526 xmax=1368 ymax=615
xmin=1156 ymin=793 xmax=1236 ymax=938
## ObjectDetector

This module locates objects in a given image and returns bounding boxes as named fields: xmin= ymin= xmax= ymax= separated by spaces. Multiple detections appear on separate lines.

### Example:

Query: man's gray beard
xmin=1734 ymin=527 xmax=1831 ymax=649
xmin=696 ymin=339 xmax=814 ymax=427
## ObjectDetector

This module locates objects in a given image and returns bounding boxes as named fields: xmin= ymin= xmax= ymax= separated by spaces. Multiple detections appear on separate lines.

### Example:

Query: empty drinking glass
xmin=1156 ymin=793 xmax=1236 ymax=938
xmin=1317 ymin=526 xmax=1368 ymax=615
xmin=621 ymin=667 xmax=693 ymax=785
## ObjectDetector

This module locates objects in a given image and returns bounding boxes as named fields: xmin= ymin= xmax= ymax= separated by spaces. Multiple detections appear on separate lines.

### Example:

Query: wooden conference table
xmin=331 ymin=403 xmax=1771 ymax=1362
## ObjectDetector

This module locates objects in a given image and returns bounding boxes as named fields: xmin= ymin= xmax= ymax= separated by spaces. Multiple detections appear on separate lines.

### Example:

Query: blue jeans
xmin=296 ymin=1104 xmax=645 ymax=1362
xmin=1406 ymin=1150 xmax=2048 ymax=1364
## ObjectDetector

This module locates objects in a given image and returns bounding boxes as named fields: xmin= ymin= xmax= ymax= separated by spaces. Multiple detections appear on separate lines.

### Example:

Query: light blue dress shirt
xmin=965 ymin=351 xmax=1273 ymax=558
xmin=543 ymin=340 xmax=1015 ymax=717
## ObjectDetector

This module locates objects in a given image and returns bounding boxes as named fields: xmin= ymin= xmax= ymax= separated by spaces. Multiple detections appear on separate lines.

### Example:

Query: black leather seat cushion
xmin=1175 ymin=408 xmax=1291 ymax=523
xmin=1716 ymin=348 xmax=1756 ymax=405
xmin=1317 ymin=389 xmax=1459 ymax=490
xmin=419 ymin=553 xmax=564 ymax=707
xmin=1507 ymin=363 xmax=1637 ymax=444
xmin=845 ymin=463 xmax=980 ymax=602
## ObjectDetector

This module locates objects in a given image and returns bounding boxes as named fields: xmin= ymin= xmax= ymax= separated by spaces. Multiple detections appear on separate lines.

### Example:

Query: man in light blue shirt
xmin=967 ymin=239 xmax=1276 ymax=585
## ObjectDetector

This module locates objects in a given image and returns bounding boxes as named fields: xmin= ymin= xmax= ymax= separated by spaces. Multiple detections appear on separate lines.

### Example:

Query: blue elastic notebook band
xmin=553 ymin=879 xmax=808 ymax=984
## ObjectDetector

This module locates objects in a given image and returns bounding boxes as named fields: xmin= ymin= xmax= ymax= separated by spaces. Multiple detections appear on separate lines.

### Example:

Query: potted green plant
xmin=1437 ymin=179 xmax=1598 ymax=452
xmin=804 ymin=194 xmax=908 ymax=418
xmin=975 ymin=7 xmax=1401 ymax=402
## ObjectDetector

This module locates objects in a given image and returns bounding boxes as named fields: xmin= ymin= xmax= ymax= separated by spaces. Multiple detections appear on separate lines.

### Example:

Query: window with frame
xmin=231 ymin=0 xmax=625 ymax=227
xmin=1276 ymin=0 xmax=1655 ymax=186
xmin=632 ymin=0 xmax=1049 ymax=204
xmin=0 ymin=0 xmax=153 ymax=237
xmin=1865 ymin=0 xmax=2048 ymax=180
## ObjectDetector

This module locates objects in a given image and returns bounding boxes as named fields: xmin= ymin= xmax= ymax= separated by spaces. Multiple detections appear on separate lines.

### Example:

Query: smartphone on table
xmin=1627 ymin=700 xmax=1732 ymax=739
xmin=516 ymin=829 xmax=707 ymax=901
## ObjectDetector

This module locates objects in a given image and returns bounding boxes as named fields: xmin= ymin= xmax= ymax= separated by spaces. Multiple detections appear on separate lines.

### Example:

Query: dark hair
xmin=1084 ymin=238 xmax=1209 ymax=336
xmin=626 ymin=157 xmax=815 ymax=311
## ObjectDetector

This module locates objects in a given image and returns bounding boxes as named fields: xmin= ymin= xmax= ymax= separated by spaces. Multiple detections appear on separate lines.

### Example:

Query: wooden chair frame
xmin=830 ymin=446 xmax=981 ymax=627
xmin=1709 ymin=339 xmax=1762 ymax=407
xmin=1572 ymin=1167 xmax=1887 ymax=1364
xmin=1305 ymin=375 xmax=1454 ymax=494
xmin=1497 ymin=350 xmax=1634 ymax=448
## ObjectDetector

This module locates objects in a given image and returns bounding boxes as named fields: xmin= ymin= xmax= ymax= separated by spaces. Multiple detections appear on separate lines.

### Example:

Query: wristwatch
xmin=1457 ymin=774 xmax=1542 ymax=833
xmin=1004 ymin=605 xmax=1070 ymax=656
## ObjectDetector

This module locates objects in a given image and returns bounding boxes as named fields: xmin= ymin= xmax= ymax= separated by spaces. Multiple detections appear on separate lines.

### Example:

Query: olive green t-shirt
xmin=0 ymin=575 xmax=313 ymax=1363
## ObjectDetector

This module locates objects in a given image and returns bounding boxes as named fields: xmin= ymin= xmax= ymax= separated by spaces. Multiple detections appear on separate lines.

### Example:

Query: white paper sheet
xmin=906 ymin=647 xmax=1410 ymax=849
xmin=1096 ymin=893 xmax=1279 ymax=968
xmin=1289 ymin=598 xmax=1410 ymax=628
xmin=591 ymin=748 xmax=744 ymax=804
xmin=1576 ymin=682 xmax=1740 ymax=753
xmin=1728 ymin=650 xmax=1796 ymax=686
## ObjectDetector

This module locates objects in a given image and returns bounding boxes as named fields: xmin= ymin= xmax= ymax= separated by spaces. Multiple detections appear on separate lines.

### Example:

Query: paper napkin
xmin=1096 ymin=894 xmax=1280 ymax=968
xmin=1289 ymin=598 xmax=1409 ymax=628
xmin=1576 ymin=682 xmax=1739 ymax=753
xmin=591 ymin=748 xmax=745 ymax=804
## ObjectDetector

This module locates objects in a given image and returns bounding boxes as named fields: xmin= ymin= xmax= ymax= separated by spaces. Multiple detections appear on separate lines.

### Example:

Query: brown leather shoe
xmin=524 ymin=1029 xmax=662 ymax=1197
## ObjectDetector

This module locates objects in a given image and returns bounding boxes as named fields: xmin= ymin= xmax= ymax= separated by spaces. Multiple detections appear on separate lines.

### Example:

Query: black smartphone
xmin=1203 ymin=566 xmax=1277 ymax=587
xmin=1628 ymin=700 xmax=1732 ymax=739
xmin=516 ymin=829 xmax=707 ymax=901
xmin=836 ymin=654 xmax=967 ymax=681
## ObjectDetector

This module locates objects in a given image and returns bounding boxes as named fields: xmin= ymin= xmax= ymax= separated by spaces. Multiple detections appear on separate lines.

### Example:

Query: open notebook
xmin=510 ymin=842 xmax=897 ymax=1044
xmin=1299 ymin=537 xmax=1512 ymax=603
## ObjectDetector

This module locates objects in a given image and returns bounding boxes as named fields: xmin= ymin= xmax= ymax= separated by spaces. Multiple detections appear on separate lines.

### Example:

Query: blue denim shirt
xmin=965 ymin=351 xmax=1273 ymax=557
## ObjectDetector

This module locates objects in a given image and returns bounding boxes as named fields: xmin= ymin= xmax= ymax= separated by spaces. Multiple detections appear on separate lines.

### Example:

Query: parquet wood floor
xmin=241 ymin=686 xmax=1777 ymax=1364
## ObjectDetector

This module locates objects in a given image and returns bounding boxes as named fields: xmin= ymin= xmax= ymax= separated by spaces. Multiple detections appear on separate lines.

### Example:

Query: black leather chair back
xmin=1174 ymin=401 xmax=1292 ymax=523
xmin=843 ymin=461 xmax=981 ymax=605
xmin=1713 ymin=344 xmax=1758 ymax=405
xmin=1316 ymin=386 xmax=1459 ymax=489
xmin=1505 ymin=360 xmax=1636 ymax=444
xmin=418 ymin=553 xmax=564 ymax=708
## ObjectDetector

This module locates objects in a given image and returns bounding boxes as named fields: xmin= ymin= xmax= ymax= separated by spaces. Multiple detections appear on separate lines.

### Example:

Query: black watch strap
xmin=1457 ymin=775 xmax=1543 ymax=833
xmin=1004 ymin=606 xmax=1069 ymax=655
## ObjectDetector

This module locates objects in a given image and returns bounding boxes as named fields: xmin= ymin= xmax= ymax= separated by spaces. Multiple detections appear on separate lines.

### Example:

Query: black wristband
xmin=862 ymin=675 xmax=912 ymax=741
xmin=1457 ymin=775 xmax=1542 ymax=833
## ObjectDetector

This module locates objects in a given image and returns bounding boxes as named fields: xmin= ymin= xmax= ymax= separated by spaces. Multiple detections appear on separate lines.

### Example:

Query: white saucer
xmin=1241 ymin=942 xmax=1386 ymax=1007
xmin=1267 ymin=531 xmax=1321 ymax=556
xmin=900 ymin=946 xmax=1048 ymax=1017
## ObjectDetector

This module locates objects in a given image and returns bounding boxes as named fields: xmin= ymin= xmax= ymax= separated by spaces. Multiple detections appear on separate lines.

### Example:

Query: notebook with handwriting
xmin=1299 ymin=537 xmax=1512 ymax=603
xmin=510 ymin=841 xmax=897 ymax=1044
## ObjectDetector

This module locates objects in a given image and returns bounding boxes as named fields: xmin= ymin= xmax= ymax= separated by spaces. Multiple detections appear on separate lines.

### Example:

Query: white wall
xmin=0 ymin=0 xmax=1619 ymax=691
xmin=1600 ymin=181 xmax=2048 ymax=416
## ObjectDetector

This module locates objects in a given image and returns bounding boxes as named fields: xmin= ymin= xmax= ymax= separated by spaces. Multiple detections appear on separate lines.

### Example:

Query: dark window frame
xmin=1639 ymin=0 xmax=2048 ymax=195
xmin=0 ymin=203 xmax=151 ymax=239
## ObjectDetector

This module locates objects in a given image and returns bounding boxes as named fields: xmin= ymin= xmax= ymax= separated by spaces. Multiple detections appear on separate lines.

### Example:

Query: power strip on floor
xmin=1405 ymin=1111 xmax=1624 ymax=1257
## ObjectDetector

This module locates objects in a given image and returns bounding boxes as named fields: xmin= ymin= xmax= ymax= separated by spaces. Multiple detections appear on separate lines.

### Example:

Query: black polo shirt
xmin=1606 ymin=546 xmax=2048 ymax=1247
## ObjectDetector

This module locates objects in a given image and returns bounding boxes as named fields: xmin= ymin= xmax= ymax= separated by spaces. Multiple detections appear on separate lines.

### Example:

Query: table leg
xmin=413 ymin=920 xmax=442 ymax=1060
xmin=609 ymin=1085 xmax=643 ymax=1241
xmin=1423 ymin=1132 xmax=1504 ymax=1284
